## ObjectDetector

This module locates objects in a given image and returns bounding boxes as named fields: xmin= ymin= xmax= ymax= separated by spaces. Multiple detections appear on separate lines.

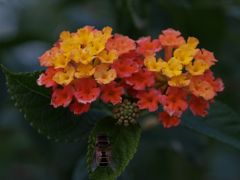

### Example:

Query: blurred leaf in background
xmin=1 ymin=0 xmax=240 ymax=180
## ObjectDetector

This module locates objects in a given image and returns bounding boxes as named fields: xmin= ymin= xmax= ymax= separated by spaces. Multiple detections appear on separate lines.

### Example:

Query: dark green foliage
xmin=87 ymin=118 xmax=141 ymax=180
xmin=1 ymin=65 xmax=108 ymax=143
xmin=182 ymin=101 xmax=240 ymax=150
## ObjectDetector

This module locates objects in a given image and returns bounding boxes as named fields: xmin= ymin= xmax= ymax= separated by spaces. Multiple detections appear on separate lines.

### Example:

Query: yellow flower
xmin=60 ymin=31 xmax=71 ymax=41
xmin=168 ymin=74 xmax=190 ymax=87
xmin=94 ymin=64 xmax=116 ymax=84
xmin=53 ymin=65 xmax=75 ymax=85
xmin=76 ymin=26 xmax=94 ymax=45
xmin=144 ymin=56 xmax=166 ymax=72
xmin=52 ymin=53 xmax=70 ymax=69
xmin=186 ymin=59 xmax=209 ymax=75
xmin=162 ymin=57 xmax=183 ymax=78
xmin=186 ymin=37 xmax=199 ymax=48
xmin=74 ymin=63 xmax=95 ymax=78
xmin=71 ymin=48 xmax=94 ymax=64
xmin=97 ymin=50 xmax=118 ymax=63
xmin=173 ymin=37 xmax=199 ymax=65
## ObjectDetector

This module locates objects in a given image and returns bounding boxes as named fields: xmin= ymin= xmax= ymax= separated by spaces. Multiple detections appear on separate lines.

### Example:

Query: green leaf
xmin=1 ymin=65 xmax=108 ymax=143
xmin=87 ymin=118 xmax=141 ymax=180
xmin=182 ymin=101 xmax=240 ymax=150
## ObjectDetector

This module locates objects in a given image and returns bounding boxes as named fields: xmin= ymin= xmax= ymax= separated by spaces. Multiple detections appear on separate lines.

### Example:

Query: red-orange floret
xmin=194 ymin=49 xmax=217 ymax=67
xmin=159 ymin=28 xmax=185 ymax=48
xmin=136 ymin=89 xmax=162 ymax=112
xmin=51 ymin=85 xmax=74 ymax=108
xmin=101 ymin=82 xmax=124 ymax=105
xmin=189 ymin=95 xmax=209 ymax=117
xmin=126 ymin=70 xmax=155 ymax=90
xmin=137 ymin=36 xmax=161 ymax=56
xmin=106 ymin=34 xmax=136 ymax=55
xmin=69 ymin=101 xmax=90 ymax=115
xmin=159 ymin=111 xmax=181 ymax=128
xmin=37 ymin=67 xmax=59 ymax=88
xmin=112 ymin=54 xmax=140 ymax=78
xmin=73 ymin=78 xmax=100 ymax=104
xmin=161 ymin=87 xmax=188 ymax=117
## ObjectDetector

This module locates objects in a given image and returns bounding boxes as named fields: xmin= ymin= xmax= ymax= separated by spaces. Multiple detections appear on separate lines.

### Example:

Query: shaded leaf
xmin=87 ymin=118 xmax=141 ymax=180
xmin=182 ymin=101 xmax=240 ymax=150
xmin=1 ymin=65 xmax=108 ymax=143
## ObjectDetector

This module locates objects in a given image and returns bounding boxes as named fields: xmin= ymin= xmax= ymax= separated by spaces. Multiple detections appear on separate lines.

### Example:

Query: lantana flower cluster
xmin=37 ymin=26 xmax=224 ymax=128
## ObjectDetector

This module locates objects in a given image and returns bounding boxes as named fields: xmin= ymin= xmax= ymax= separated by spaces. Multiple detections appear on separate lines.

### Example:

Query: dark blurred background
xmin=0 ymin=0 xmax=240 ymax=180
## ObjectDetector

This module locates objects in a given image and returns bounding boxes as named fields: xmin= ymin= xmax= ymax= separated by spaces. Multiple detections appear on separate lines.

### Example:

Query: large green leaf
xmin=1 ymin=65 xmax=108 ymax=143
xmin=182 ymin=101 xmax=240 ymax=150
xmin=87 ymin=118 xmax=141 ymax=180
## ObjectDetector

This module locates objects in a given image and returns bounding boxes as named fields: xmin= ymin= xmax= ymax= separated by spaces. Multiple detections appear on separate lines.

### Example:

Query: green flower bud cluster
xmin=113 ymin=99 xmax=140 ymax=126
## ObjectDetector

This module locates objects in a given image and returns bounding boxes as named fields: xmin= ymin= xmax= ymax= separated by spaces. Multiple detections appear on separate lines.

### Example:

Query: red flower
xmin=73 ymin=78 xmax=100 ymax=104
xmin=51 ymin=85 xmax=74 ymax=108
xmin=101 ymin=82 xmax=124 ymax=105
xmin=136 ymin=89 xmax=162 ymax=112
xmin=106 ymin=34 xmax=136 ymax=55
xmin=189 ymin=95 xmax=209 ymax=117
xmin=69 ymin=101 xmax=90 ymax=115
xmin=159 ymin=111 xmax=181 ymax=128
xmin=195 ymin=49 xmax=217 ymax=67
xmin=113 ymin=54 xmax=140 ymax=78
xmin=159 ymin=28 xmax=185 ymax=48
xmin=126 ymin=70 xmax=155 ymax=90
xmin=161 ymin=87 xmax=188 ymax=117
xmin=137 ymin=36 xmax=161 ymax=56
xmin=37 ymin=67 xmax=59 ymax=88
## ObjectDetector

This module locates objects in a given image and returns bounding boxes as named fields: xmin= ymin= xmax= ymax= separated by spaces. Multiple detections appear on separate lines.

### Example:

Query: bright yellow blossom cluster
xmin=40 ymin=26 xmax=118 ymax=86
xmin=144 ymin=36 xmax=209 ymax=87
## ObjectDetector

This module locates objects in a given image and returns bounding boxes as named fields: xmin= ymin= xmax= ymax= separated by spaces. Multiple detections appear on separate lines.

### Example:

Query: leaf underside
xmin=87 ymin=118 xmax=141 ymax=180
xmin=1 ymin=65 xmax=108 ymax=143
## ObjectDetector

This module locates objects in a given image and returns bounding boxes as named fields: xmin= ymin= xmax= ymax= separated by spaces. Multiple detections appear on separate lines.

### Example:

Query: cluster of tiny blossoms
xmin=37 ymin=26 xmax=224 ymax=128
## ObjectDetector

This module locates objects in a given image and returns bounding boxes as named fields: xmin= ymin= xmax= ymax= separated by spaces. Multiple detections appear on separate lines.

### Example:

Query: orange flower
xmin=137 ymin=36 xmax=161 ymax=56
xmin=136 ymin=89 xmax=162 ymax=112
xmin=159 ymin=28 xmax=185 ymax=48
xmin=73 ymin=78 xmax=100 ymax=104
xmin=189 ymin=70 xmax=224 ymax=101
xmin=37 ymin=67 xmax=59 ymax=88
xmin=189 ymin=76 xmax=215 ymax=100
xmin=194 ymin=49 xmax=217 ymax=67
xmin=94 ymin=64 xmax=116 ymax=84
xmin=106 ymin=34 xmax=136 ymax=55
xmin=51 ymin=85 xmax=74 ymax=108
xmin=159 ymin=111 xmax=181 ymax=128
xmin=204 ymin=70 xmax=224 ymax=93
xmin=113 ymin=54 xmax=140 ymax=78
xmin=126 ymin=70 xmax=155 ymax=90
xmin=69 ymin=101 xmax=90 ymax=115
xmin=161 ymin=87 xmax=188 ymax=117
xmin=101 ymin=82 xmax=124 ymax=105
xmin=38 ymin=47 xmax=58 ymax=67
xmin=189 ymin=95 xmax=209 ymax=117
